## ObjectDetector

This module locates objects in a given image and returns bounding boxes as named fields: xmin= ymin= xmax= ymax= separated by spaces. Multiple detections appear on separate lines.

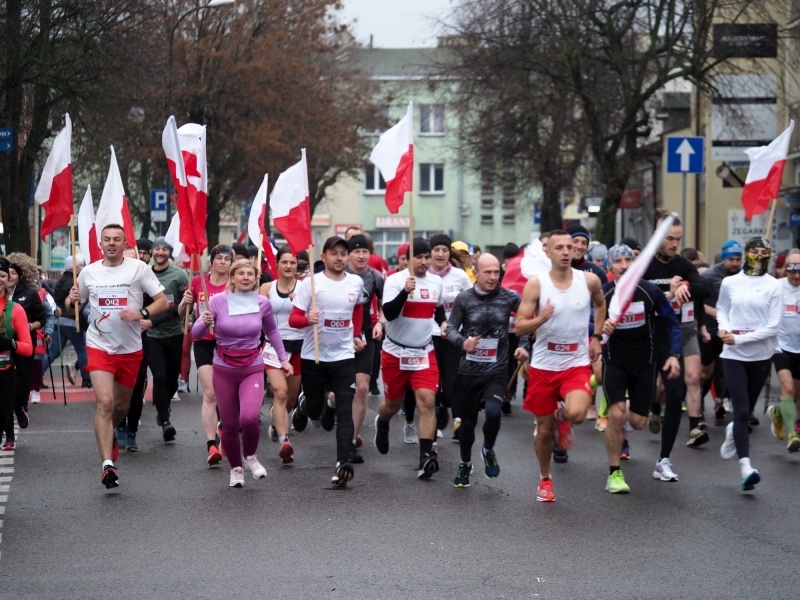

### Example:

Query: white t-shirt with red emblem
xmin=292 ymin=271 xmax=365 ymax=362
xmin=383 ymin=269 xmax=443 ymax=358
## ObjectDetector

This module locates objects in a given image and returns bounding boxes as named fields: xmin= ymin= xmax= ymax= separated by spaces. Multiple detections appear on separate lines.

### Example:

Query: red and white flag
xmin=741 ymin=120 xmax=795 ymax=221
xmin=248 ymin=174 xmax=278 ymax=278
xmin=270 ymin=149 xmax=312 ymax=254
xmin=370 ymin=101 xmax=414 ymax=214
xmin=35 ymin=113 xmax=73 ymax=239
xmin=605 ymin=213 xmax=677 ymax=343
xmin=176 ymin=123 xmax=208 ymax=255
xmin=164 ymin=213 xmax=190 ymax=266
xmin=95 ymin=146 xmax=137 ymax=248
xmin=77 ymin=186 xmax=102 ymax=263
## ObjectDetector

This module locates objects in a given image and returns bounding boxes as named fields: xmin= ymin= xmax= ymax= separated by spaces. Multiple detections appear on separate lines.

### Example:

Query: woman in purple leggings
xmin=193 ymin=259 xmax=292 ymax=488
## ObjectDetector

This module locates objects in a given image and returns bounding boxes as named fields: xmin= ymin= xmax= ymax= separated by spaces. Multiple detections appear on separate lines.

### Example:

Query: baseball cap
xmin=322 ymin=236 xmax=348 ymax=253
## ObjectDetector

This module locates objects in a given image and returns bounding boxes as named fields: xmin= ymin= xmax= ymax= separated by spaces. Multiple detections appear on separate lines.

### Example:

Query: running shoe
xmin=554 ymin=408 xmax=574 ymax=450
xmin=452 ymin=417 xmax=461 ymax=442
xmin=686 ymin=427 xmax=709 ymax=448
xmin=355 ymin=436 xmax=363 ymax=449
xmin=586 ymin=405 xmax=597 ymax=421
xmin=417 ymin=452 xmax=439 ymax=480
xmin=620 ymin=439 xmax=631 ymax=460
xmin=126 ymin=432 xmax=138 ymax=452
xmin=348 ymin=443 xmax=364 ymax=464
xmin=553 ymin=441 xmax=568 ymax=464
xmin=767 ymin=405 xmax=785 ymax=440
xmin=749 ymin=413 xmax=760 ymax=426
xmin=787 ymin=433 xmax=800 ymax=453
xmin=243 ymin=455 xmax=267 ymax=479
xmin=268 ymin=423 xmax=279 ymax=443
xmin=30 ymin=390 xmax=40 ymax=404
xmin=162 ymin=421 xmax=176 ymax=443
xmin=722 ymin=397 xmax=732 ymax=413
xmin=66 ymin=364 xmax=75 ymax=385
xmin=374 ymin=415 xmax=390 ymax=454
xmin=482 ymin=447 xmax=500 ymax=479
xmin=102 ymin=465 xmax=119 ymax=489
xmin=15 ymin=406 xmax=29 ymax=429
xmin=332 ymin=461 xmax=354 ymax=487
xmin=279 ymin=440 xmax=294 ymax=464
xmin=291 ymin=397 xmax=308 ymax=432
xmin=453 ymin=462 xmax=474 ymax=488
xmin=320 ymin=400 xmax=336 ymax=432
xmin=177 ymin=377 xmax=189 ymax=393
xmin=2 ymin=438 xmax=16 ymax=451
xmin=648 ymin=412 xmax=661 ymax=434
xmin=720 ymin=422 xmax=736 ymax=460
xmin=653 ymin=457 xmax=679 ymax=482
xmin=537 ymin=477 xmax=555 ymax=502
xmin=403 ymin=423 xmax=418 ymax=444
xmin=207 ymin=444 xmax=223 ymax=466
xmin=595 ymin=416 xmax=607 ymax=432
xmin=697 ymin=421 xmax=708 ymax=431
xmin=229 ymin=467 xmax=245 ymax=488
xmin=741 ymin=467 xmax=760 ymax=491
xmin=216 ymin=422 xmax=225 ymax=456
xmin=605 ymin=470 xmax=630 ymax=494
xmin=112 ymin=436 xmax=120 ymax=462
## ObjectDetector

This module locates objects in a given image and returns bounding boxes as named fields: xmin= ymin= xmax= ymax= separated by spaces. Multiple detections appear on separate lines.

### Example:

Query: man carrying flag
xmin=600 ymin=244 xmax=681 ymax=493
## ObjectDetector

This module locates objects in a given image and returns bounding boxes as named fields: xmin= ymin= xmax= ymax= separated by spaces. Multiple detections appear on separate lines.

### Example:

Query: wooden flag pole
xmin=307 ymin=243 xmax=320 ymax=364
xmin=69 ymin=214 xmax=80 ymax=332
xmin=764 ymin=198 xmax=778 ymax=239
xmin=408 ymin=191 xmax=414 ymax=297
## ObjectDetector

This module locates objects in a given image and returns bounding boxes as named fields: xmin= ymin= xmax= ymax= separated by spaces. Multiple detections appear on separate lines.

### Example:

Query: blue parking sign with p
xmin=150 ymin=189 xmax=168 ymax=222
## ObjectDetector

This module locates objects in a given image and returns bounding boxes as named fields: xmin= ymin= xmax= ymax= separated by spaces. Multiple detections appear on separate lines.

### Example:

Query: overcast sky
xmin=339 ymin=0 xmax=456 ymax=48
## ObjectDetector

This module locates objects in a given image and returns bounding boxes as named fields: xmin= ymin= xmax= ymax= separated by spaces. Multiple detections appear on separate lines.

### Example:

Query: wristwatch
xmin=140 ymin=308 xmax=150 ymax=319
xmin=592 ymin=333 xmax=603 ymax=341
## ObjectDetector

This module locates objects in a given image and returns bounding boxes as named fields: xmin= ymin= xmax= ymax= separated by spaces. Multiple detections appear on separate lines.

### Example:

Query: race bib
xmin=165 ymin=294 xmax=175 ymax=308
xmin=399 ymin=347 xmax=430 ymax=371
xmin=262 ymin=342 xmax=282 ymax=368
xmin=444 ymin=302 xmax=454 ymax=311
xmin=618 ymin=301 xmax=645 ymax=330
xmin=546 ymin=340 xmax=578 ymax=354
xmin=731 ymin=321 xmax=756 ymax=335
xmin=322 ymin=311 xmax=351 ymax=333
xmin=670 ymin=299 xmax=681 ymax=315
xmin=467 ymin=337 xmax=499 ymax=363
xmin=680 ymin=301 xmax=694 ymax=323
xmin=98 ymin=289 xmax=128 ymax=312
xmin=784 ymin=304 xmax=798 ymax=318
xmin=0 ymin=350 xmax=11 ymax=368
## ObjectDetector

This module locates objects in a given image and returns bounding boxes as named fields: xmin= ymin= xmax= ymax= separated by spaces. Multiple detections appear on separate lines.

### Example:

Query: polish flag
xmin=35 ymin=113 xmax=74 ymax=239
xmin=77 ymin=186 xmax=102 ymax=263
xmin=162 ymin=116 xmax=199 ymax=256
xmin=741 ymin=120 xmax=795 ymax=221
xmin=177 ymin=123 xmax=208 ymax=254
xmin=605 ymin=213 xmax=677 ymax=343
xmin=270 ymin=149 xmax=312 ymax=254
xmin=370 ymin=101 xmax=414 ymax=214
xmin=164 ymin=213 xmax=191 ymax=266
xmin=95 ymin=146 xmax=137 ymax=248
xmin=248 ymin=174 xmax=278 ymax=278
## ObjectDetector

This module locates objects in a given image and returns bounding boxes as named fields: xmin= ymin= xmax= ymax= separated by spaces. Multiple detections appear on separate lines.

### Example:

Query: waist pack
xmin=217 ymin=346 xmax=261 ymax=367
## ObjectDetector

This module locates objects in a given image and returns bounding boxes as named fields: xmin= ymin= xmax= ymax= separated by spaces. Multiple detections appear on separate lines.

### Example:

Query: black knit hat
xmin=429 ymin=233 xmax=452 ymax=250
xmin=136 ymin=238 xmax=153 ymax=253
xmin=566 ymin=223 xmax=590 ymax=241
xmin=408 ymin=237 xmax=432 ymax=258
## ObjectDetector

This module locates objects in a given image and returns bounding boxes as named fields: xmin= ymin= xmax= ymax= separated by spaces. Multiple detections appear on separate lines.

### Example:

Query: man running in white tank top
xmin=516 ymin=229 xmax=606 ymax=503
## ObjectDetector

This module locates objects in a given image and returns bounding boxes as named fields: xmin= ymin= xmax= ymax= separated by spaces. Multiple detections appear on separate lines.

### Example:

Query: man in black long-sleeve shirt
xmin=643 ymin=211 xmax=710 ymax=482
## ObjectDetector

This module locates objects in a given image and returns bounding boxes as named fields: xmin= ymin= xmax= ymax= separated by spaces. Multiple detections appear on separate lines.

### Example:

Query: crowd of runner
xmin=2 ymin=212 xmax=798 ymax=500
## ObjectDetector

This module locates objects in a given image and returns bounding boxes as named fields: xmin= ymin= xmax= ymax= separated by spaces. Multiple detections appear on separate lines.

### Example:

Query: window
xmin=502 ymin=214 xmax=516 ymax=225
xmin=480 ymin=198 xmax=494 ymax=210
xmin=364 ymin=164 xmax=386 ymax=193
xmin=481 ymin=214 xmax=494 ymax=225
xmin=420 ymin=104 xmax=445 ymax=134
xmin=419 ymin=163 xmax=444 ymax=193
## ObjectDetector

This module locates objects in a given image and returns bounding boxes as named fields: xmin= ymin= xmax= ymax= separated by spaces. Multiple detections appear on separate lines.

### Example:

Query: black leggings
xmin=124 ymin=354 xmax=148 ymax=433
xmin=721 ymin=358 xmax=770 ymax=459
xmin=301 ymin=358 xmax=356 ymax=463
xmin=147 ymin=334 xmax=183 ymax=423
xmin=453 ymin=373 xmax=505 ymax=463
xmin=0 ymin=372 xmax=17 ymax=440
xmin=5 ymin=354 xmax=32 ymax=438
xmin=657 ymin=349 xmax=685 ymax=460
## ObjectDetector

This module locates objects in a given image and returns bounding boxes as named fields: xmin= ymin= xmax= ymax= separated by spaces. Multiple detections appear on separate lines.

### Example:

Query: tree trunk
xmin=594 ymin=190 xmax=620 ymax=247
xmin=206 ymin=200 xmax=221 ymax=249
xmin=540 ymin=178 xmax=563 ymax=232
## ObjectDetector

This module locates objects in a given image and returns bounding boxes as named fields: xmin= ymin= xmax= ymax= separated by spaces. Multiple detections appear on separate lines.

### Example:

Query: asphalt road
xmin=1 ymin=384 xmax=797 ymax=600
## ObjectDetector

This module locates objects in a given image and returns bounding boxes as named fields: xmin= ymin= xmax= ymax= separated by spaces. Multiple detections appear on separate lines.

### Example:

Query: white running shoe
xmin=720 ymin=422 xmax=737 ymax=460
xmin=243 ymin=455 xmax=267 ymax=479
xmin=403 ymin=423 xmax=418 ymax=444
xmin=30 ymin=390 xmax=40 ymax=404
xmin=229 ymin=466 xmax=245 ymax=487
xmin=652 ymin=457 xmax=679 ymax=482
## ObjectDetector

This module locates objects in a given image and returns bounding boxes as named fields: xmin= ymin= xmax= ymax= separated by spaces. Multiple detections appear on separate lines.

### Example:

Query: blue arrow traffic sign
xmin=666 ymin=136 xmax=704 ymax=174
xmin=0 ymin=127 xmax=12 ymax=153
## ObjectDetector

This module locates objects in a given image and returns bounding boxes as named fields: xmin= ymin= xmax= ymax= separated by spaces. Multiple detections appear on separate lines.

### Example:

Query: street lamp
xmin=164 ymin=0 xmax=235 ymax=234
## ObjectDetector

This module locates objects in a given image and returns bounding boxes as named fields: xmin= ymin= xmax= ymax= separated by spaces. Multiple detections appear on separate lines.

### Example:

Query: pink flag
xmin=270 ymin=149 xmax=312 ymax=254
xmin=177 ymin=123 xmax=208 ymax=254
xmin=605 ymin=213 xmax=677 ymax=343
xmin=370 ymin=101 xmax=414 ymax=214
xmin=35 ymin=113 xmax=74 ymax=239
xmin=248 ymin=174 xmax=278 ymax=278
xmin=77 ymin=186 xmax=102 ymax=263
xmin=95 ymin=146 xmax=137 ymax=248
xmin=741 ymin=120 xmax=795 ymax=220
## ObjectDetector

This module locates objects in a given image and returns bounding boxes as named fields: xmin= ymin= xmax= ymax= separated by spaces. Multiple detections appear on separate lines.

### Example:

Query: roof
xmin=347 ymin=47 xmax=458 ymax=80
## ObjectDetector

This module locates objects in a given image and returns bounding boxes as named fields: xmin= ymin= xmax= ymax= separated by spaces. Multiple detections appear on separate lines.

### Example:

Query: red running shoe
xmin=102 ymin=465 xmax=119 ymax=489
xmin=207 ymin=444 xmax=223 ymax=466
xmin=216 ymin=422 xmax=225 ymax=456
xmin=278 ymin=440 xmax=294 ymax=464
xmin=537 ymin=477 xmax=555 ymax=502
xmin=554 ymin=409 xmax=574 ymax=451
xmin=112 ymin=437 xmax=119 ymax=462
xmin=15 ymin=406 xmax=29 ymax=429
